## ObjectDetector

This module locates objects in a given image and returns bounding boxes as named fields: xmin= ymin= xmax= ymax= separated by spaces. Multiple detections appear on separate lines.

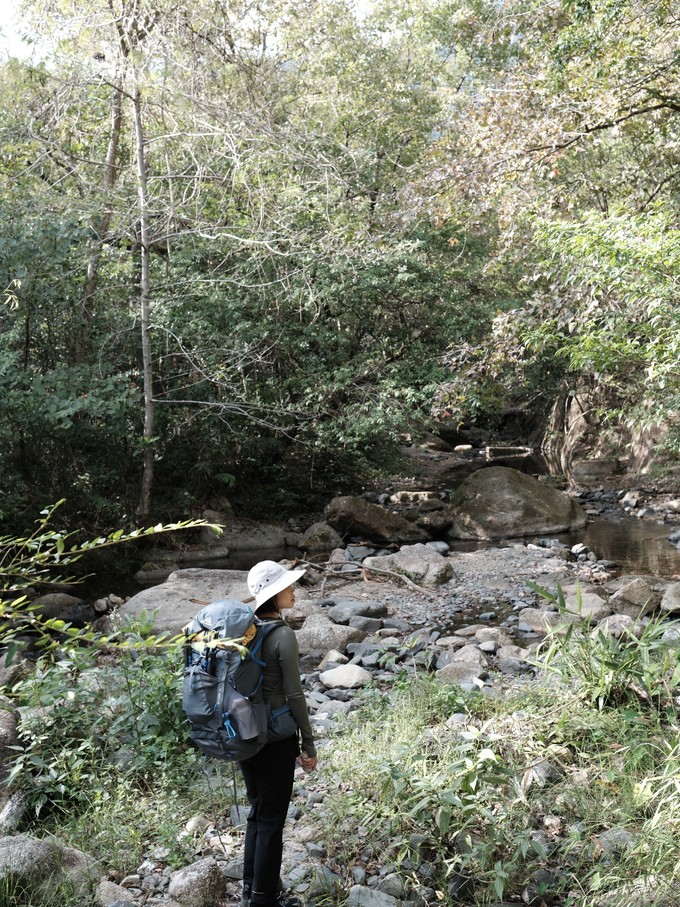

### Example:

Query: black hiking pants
xmin=239 ymin=734 xmax=299 ymax=907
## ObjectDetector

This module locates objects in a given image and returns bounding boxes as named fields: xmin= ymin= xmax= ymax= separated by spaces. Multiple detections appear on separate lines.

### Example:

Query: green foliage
xmin=527 ymin=206 xmax=680 ymax=436
xmin=428 ymin=0 xmax=680 ymax=447
xmin=530 ymin=581 xmax=680 ymax=714
xmin=0 ymin=872 xmax=86 ymax=907
xmin=325 ymin=680 xmax=541 ymax=902
xmin=322 ymin=673 xmax=680 ymax=905
xmin=0 ymin=501 xmax=214 ymax=666
xmin=2 ymin=513 xmax=208 ymax=824
xmin=0 ymin=501 xmax=209 ymax=592
xmin=60 ymin=773 xmax=205 ymax=872
xmin=0 ymin=0 xmax=678 ymax=518
xmin=5 ymin=619 xmax=194 ymax=821
xmin=0 ymin=500 xmax=213 ymax=685
xmin=0 ymin=1 xmax=505 ymax=525
xmin=630 ymin=737 xmax=680 ymax=883
xmin=436 ymin=204 xmax=680 ymax=443
xmin=0 ymin=508 xmax=225 ymax=883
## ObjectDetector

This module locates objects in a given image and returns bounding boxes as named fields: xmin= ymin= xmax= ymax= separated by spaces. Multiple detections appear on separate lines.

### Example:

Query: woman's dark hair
xmin=254 ymin=593 xmax=279 ymax=617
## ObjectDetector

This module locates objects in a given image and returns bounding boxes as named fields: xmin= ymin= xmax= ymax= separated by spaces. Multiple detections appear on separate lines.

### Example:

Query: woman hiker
xmin=240 ymin=559 xmax=318 ymax=907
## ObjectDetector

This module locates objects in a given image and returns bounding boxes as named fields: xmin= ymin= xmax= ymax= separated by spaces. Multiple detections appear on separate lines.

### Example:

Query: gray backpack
xmin=182 ymin=600 xmax=284 ymax=761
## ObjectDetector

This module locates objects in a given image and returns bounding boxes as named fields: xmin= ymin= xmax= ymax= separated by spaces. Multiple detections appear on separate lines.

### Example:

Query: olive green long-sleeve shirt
xmin=260 ymin=620 xmax=317 ymax=758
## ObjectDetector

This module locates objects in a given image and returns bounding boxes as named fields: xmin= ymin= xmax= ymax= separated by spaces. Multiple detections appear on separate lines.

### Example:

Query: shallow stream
xmin=559 ymin=515 xmax=680 ymax=578
xmin=76 ymin=512 xmax=680 ymax=605
xmin=449 ymin=516 xmax=680 ymax=580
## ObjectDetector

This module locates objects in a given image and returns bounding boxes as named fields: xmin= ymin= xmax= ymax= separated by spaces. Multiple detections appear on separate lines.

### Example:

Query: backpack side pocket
xmin=182 ymin=664 xmax=218 ymax=724
xmin=228 ymin=693 xmax=268 ymax=742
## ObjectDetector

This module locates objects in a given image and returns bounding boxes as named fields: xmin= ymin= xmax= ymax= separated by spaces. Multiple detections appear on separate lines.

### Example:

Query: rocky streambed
xmin=5 ymin=533 xmax=679 ymax=907
xmin=3 ymin=464 xmax=680 ymax=907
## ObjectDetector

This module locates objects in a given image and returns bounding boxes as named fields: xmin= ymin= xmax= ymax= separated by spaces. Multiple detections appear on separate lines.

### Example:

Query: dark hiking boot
xmin=276 ymin=894 xmax=303 ymax=907
xmin=246 ymin=886 xmax=302 ymax=907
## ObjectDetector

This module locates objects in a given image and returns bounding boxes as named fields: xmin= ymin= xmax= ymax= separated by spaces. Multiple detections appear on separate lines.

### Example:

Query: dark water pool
xmin=557 ymin=516 xmax=680 ymax=579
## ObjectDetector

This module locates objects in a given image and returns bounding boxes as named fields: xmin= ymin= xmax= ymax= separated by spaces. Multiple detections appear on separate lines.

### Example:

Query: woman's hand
xmin=299 ymin=752 xmax=318 ymax=772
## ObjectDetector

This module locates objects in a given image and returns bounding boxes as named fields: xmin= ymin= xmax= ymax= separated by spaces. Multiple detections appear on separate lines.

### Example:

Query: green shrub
xmin=529 ymin=581 xmax=680 ymax=715
xmin=321 ymin=668 xmax=680 ymax=906
xmin=6 ymin=618 xmax=197 ymax=823
xmin=59 ymin=773 xmax=207 ymax=872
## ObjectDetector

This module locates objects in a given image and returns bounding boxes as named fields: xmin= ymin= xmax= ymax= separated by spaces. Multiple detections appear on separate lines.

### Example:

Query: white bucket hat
xmin=247 ymin=560 xmax=306 ymax=608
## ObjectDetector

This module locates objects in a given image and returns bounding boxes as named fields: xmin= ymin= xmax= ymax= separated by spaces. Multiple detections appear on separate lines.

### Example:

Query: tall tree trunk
xmin=132 ymin=81 xmax=155 ymax=524
xmin=75 ymin=78 xmax=125 ymax=364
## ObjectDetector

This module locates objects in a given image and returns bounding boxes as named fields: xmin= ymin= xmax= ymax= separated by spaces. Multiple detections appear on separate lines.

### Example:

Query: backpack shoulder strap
xmin=249 ymin=619 xmax=286 ymax=661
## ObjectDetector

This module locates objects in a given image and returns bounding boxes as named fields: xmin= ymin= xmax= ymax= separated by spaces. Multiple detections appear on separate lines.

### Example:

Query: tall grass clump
xmin=529 ymin=581 xmax=680 ymax=716
xmin=0 ymin=873 xmax=86 ymax=907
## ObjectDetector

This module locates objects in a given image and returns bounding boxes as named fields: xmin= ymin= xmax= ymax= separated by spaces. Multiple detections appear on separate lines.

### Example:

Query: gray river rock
xmin=363 ymin=543 xmax=453 ymax=588
xmin=113 ymin=569 xmax=251 ymax=635
xmin=325 ymin=495 xmax=429 ymax=545
xmin=660 ymin=582 xmax=680 ymax=614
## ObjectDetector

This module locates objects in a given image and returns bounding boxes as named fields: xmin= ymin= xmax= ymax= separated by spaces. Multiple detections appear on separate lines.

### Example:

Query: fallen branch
xmin=186 ymin=558 xmax=443 ymax=606
xmin=298 ymin=558 xmax=442 ymax=599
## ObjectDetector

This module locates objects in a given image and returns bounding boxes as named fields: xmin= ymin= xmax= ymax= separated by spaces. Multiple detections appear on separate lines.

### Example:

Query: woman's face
xmin=275 ymin=584 xmax=295 ymax=610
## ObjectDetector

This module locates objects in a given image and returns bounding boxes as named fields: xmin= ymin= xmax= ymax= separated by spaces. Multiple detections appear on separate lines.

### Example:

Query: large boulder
xmin=520 ymin=591 xmax=613 ymax=636
xmin=300 ymin=522 xmax=345 ymax=553
xmin=28 ymin=592 xmax=94 ymax=627
xmin=115 ymin=568 xmax=250 ymax=635
xmin=0 ymin=792 xmax=27 ymax=837
xmin=0 ymin=700 xmax=18 ymax=772
xmin=0 ymin=835 xmax=100 ymax=899
xmin=563 ymin=591 xmax=611 ymax=622
xmin=363 ymin=544 xmax=454 ymax=589
xmin=660 ymin=583 xmax=680 ymax=614
xmin=451 ymin=645 xmax=489 ymax=668
xmin=605 ymin=574 xmax=670 ymax=595
xmin=0 ymin=699 xmax=25 ymax=834
xmin=325 ymin=496 xmax=428 ymax=545
xmin=608 ymin=578 xmax=661 ymax=617
xmin=446 ymin=467 xmax=587 ymax=540
xmin=295 ymin=613 xmax=365 ymax=657
xmin=0 ymin=649 xmax=27 ymax=690
xmin=593 ymin=614 xmax=644 ymax=639
xmin=197 ymin=505 xmax=234 ymax=543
